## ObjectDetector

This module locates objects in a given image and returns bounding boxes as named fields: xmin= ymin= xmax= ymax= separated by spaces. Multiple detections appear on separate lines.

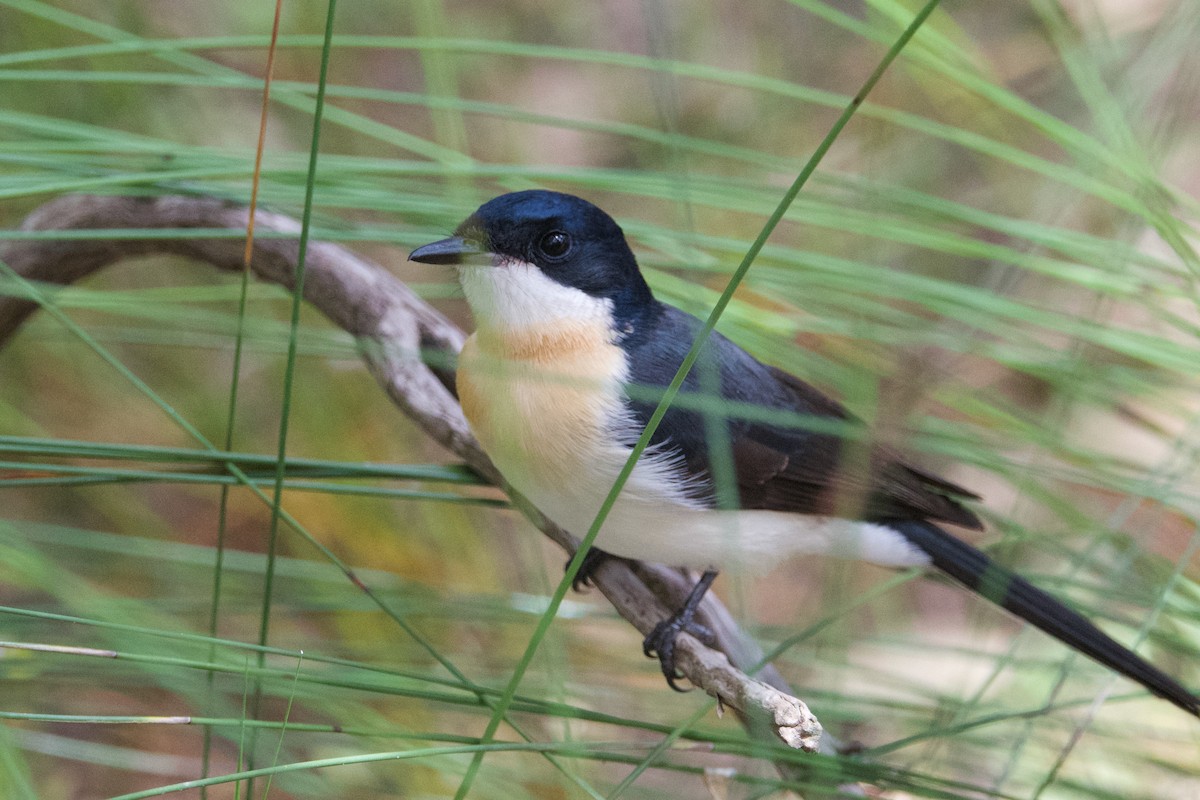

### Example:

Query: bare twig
xmin=0 ymin=194 xmax=823 ymax=754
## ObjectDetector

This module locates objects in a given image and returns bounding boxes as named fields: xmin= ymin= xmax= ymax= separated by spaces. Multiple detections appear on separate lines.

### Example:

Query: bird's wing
xmin=730 ymin=365 xmax=982 ymax=529
xmin=624 ymin=304 xmax=980 ymax=529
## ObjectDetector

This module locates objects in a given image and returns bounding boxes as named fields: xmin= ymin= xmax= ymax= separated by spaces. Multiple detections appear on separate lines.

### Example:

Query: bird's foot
xmin=642 ymin=569 xmax=720 ymax=691
xmin=567 ymin=547 xmax=611 ymax=592
xmin=643 ymin=612 xmax=715 ymax=691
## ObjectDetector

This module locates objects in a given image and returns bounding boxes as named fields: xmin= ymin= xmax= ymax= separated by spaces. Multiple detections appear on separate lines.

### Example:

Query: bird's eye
xmin=537 ymin=230 xmax=571 ymax=260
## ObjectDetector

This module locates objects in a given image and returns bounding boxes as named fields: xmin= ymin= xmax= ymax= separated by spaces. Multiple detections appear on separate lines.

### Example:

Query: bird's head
xmin=410 ymin=190 xmax=654 ymax=336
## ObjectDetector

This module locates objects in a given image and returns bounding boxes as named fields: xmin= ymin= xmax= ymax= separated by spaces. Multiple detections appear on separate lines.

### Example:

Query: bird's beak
xmin=408 ymin=236 xmax=493 ymax=267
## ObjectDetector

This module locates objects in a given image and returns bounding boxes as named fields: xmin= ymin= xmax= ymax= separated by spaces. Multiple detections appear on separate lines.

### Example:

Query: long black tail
xmin=888 ymin=519 xmax=1198 ymax=717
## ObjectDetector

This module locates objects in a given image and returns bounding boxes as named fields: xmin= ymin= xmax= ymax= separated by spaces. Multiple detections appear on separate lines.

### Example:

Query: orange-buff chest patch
xmin=457 ymin=322 xmax=627 ymax=488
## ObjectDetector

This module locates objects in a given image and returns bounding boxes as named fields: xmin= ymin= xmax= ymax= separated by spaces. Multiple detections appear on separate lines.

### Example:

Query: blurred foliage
xmin=0 ymin=0 xmax=1198 ymax=798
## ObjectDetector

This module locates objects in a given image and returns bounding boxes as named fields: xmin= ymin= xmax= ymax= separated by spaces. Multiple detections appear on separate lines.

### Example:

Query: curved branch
xmin=0 ymin=194 xmax=822 ymax=754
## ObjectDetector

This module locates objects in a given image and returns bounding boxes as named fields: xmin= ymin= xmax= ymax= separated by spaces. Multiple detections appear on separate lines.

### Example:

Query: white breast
xmin=456 ymin=324 xmax=710 ymax=558
xmin=455 ymin=259 xmax=707 ymax=552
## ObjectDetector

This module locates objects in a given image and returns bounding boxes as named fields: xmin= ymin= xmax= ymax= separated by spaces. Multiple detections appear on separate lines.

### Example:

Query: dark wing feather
xmin=624 ymin=303 xmax=981 ymax=529
xmin=743 ymin=366 xmax=983 ymax=529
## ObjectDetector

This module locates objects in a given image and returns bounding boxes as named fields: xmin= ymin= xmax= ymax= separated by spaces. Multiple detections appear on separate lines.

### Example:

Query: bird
xmin=410 ymin=189 xmax=1198 ymax=716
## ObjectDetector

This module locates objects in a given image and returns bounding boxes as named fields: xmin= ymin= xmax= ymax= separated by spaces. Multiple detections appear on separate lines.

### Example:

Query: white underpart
xmin=456 ymin=258 xmax=933 ymax=574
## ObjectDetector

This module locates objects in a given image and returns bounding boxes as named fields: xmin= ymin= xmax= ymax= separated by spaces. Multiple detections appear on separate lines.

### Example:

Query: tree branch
xmin=0 ymin=193 xmax=823 ymax=754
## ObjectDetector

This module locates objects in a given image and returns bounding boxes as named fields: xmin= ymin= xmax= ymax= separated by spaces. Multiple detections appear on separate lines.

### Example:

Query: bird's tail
xmin=887 ymin=518 xmax=1198 ymax=717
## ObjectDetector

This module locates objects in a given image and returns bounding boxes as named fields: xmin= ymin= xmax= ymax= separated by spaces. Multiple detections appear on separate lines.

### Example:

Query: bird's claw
xmin=567 ymin=547 xmax=610 ymax=592
xmin=642 ymin=614 xmax=715 ymax=692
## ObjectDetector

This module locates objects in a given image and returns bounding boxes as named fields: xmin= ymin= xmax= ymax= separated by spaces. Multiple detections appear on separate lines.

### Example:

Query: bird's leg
xmin=643 ymin=569 xmax=719 ymax=691
xmin=567 ymin=546 xmax=614 ymax=592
